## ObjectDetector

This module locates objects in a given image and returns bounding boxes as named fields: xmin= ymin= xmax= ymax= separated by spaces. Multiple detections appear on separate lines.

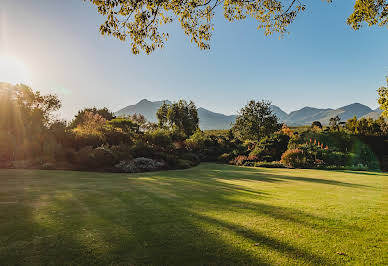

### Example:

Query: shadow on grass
xmin=199 ymin=164 xmax=371 ymax=188
xmin=0 ymin=164 xmax=369 ymax=265
xmin=333 ymin=170 xmax=388 ymax=176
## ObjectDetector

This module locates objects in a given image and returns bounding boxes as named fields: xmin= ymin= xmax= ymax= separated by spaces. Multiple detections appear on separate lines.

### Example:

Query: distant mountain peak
xmin=138 ymin=98 xmax=151 ymax=104
xmin=116 ymin=99 xmax=375 ymax=129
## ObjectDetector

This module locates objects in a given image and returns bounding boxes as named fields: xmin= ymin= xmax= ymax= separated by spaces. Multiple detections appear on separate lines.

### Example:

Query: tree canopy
xmin=85 ymin=0 xmax=387 ymax=54
xmin=70 ymin=107 xmax=116 ymax=128
xmin=378 ymin=76 xmax=388 ymax=118
xmin=156 ymin=100 xmax=199 ymax=136
xmin=233 ymin=100 xmax=280 ymax=141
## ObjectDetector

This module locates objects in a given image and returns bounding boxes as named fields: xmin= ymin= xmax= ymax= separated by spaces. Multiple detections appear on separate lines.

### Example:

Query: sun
xmin=0 ymin=55 xmax=32 ymax=85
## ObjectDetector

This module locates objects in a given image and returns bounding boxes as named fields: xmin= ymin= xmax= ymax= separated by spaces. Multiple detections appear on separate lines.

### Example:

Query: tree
xmin=329 ymin=115 xmax=341 ymax=131
xmin=72 ymin=111 xmax=107 ymax=136
xmin=0 ymin=83 xmax=62 ymax=161
xmin=347 ymin=0 xmax=387 ymax=30
xmin=70 ymin=107 xmax=115 ymax=128
xmin=156 ymin=100 xmax=199 ymax=136
xmin=85 ymin=0 xmax=387 ymax=54
xmin=311 ymin=121 xmax=323 ymax=129
xmin=378 ymin=76 xmax=388 ymax=118
xmin=233 ymin=100 xmax=280 ymax=141
xmin=156 ymin=102 xmax=169 ymax=128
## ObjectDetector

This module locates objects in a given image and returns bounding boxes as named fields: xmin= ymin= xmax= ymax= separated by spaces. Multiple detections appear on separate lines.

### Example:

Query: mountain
xmin=116 ymin=100 xmax=376 ymax=129
xmin=197 ymin=108 xmax=236 ymax=130
xmin=286 ymin=107 xmax=333 ymax=126
xmin=270 ymin=105 xmax=288 ymax=122
xmin=116 ymin=99 xmax=171 ymax=122
xmin=361 ymin=108 xmax=383 ymax=120
xmin=283 ymin=103 xmax=372 ymax=126
xmin=115 ymin=99 xmax=236 ymax=130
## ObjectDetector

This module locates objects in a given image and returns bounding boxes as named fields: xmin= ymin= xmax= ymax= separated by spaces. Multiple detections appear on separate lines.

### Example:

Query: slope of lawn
xmin=0 ymin=163 xmax=387 ymax=265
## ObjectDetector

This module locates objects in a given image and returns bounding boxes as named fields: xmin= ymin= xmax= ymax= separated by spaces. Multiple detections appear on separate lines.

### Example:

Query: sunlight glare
xmin=0 ymin=55 xmax=31 ymax=85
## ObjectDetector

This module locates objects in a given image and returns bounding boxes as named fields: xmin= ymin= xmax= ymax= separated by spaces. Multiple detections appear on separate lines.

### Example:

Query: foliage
xmin=311 ymin=121 xmax=323 ymax=129
xmin=0 ymin=83 xmax=61 ymax=163
xmin=254 ymin=161 xmax=286 ymax=168
xmin=233 ymin=100 xmax=280 ymax=141
xmin=175 ymin=159 xmax=195 ymax=169
xmin=230 ymin=155 xmax=249 ymax=166
xmin=1 ymin=84 xmax=385 ymax=173
xmin=144 ymin=128 xmax=174 ymax=152
xmin=114 ymin=157 xmax=165 ymax=173
xmin=347 ymin=0 xmax=388 ymax=29
xmin=377 ymin=76 xmax=388 ymax=118
xmin=345 ymin=116 xmax=387 ymax=136
xmin=85 ymin=0 xmax=386 ymax=54
xmin=70 ymin=107 xmax=115 ymax=128
xmin=217 ymin=153 xmax=233 ymax=163
xmin=181 ymin=153 xmax=201 ymax=166
xmin=157 ymin=100 xmax=199 ymax=136
xmin=349 ymin=140 xmax=380 ymax=169
xmin=281 ymin=148 xmax=308 ymax=168
xmin=249 ymin=133 xmax=290 ymax=162
xmin=329 ymin=115 xmax=341 ymax=131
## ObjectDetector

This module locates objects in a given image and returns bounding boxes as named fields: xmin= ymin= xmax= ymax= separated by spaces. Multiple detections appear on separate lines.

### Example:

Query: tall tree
xmin=85 ymin=0 xmax=387 ymax=54
xmin=329 ymin=115 xmax=341 ymax=131
xmin=70 ymin=107 xmax=115 ymax=128
xmin=233 ymin=100 xmax=280 ymax=141
xmin=378 ymin=76 xmax=388 ymax=118
xmin=156 ymin=100 xmax=199 ymax=136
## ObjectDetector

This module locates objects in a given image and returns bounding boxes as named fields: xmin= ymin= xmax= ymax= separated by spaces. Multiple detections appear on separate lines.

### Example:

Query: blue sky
xmin=1 ymin=0 xmax=387 ymax=119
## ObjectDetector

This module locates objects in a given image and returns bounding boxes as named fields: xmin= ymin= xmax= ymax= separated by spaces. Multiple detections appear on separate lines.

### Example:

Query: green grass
xmin=0 ymin=164 xmax=387 ymax=265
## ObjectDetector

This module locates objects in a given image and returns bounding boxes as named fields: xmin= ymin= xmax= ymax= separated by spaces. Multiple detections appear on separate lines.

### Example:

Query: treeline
xmin=0 ymin=84 xmax=387 ymax=172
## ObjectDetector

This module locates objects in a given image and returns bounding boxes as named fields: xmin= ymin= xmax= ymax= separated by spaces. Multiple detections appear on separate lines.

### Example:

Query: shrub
xmin=114 ymin=157 xmax=165 ymax=173
xmin=175 ymin=159 xmax=194 ymax=169
xmin=218 ymin=153 xmax=233 ymax=163
xmin=355 ymin=141 xmax=380 ymax=169
xmin=320 ymin=150 xmax=349 ymax=167
xmin=281 ymin=149 xmax=309 ymax=168
xmin=181 ymin=153 xmax=200 ymax=165
xmin=251 ymin=134 xmax=290 ymax=162
xmin=76 ymin=146 xmax=95 ymax=169
xmin=254 ymin=161 xmax=286 ymax=168
xmin=145 ymin=129 xmax=173 ymax=151
xmin=93 ymin=146 xmax=118 ymax=168
xmin=230 ymin=155 xmax=248 ymax=166
xmin=130 ymin=141 xmax=154 ymax=158
xmin=110 ymin=144 xmax=133 ymax=161
xmin=42 ymin=162 xmax=55 ymax=170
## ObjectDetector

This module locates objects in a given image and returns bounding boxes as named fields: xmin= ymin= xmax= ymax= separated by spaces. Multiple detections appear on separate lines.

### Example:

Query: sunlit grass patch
xmin=0 ymin=164 xmax=386 ymax=265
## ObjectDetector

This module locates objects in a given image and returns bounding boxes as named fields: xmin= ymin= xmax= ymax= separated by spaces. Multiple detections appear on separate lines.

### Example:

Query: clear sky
xmin=0 ymin=0 xmax=387 ymax=119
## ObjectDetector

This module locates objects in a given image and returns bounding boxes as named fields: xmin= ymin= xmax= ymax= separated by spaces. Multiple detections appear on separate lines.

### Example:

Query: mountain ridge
xmin=116 ymin=100 xmax=379 ymax=130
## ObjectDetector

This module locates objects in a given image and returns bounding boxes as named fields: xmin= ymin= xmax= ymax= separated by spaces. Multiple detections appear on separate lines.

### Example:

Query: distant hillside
xmin=361 ymin=108 xmax=383 ymax=120
xmin=116 ymin=100 xmax=376 ymax=129
xmin=270 ymin=105 xmax=288 ymax=122
xmin=116 ymin=99 xmax=171 ymax=122
xmin=115 ymin=99 xmax=236 ymax=130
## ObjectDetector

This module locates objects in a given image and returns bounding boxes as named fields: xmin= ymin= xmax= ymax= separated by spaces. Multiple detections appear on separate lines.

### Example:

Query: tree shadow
xmin=333 ymin=170 xmax=388 ymax=176
xmin=0 ymin=165 xmax=372 ymax=265
xmin=199 ymin=164 xmax=371 ymax=188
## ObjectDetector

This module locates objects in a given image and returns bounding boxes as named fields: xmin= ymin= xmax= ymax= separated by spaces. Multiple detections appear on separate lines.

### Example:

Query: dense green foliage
xmin=233 ymin=100 xmax=280 ymax=142
xmin=1 ymin=83 xmax=387 ymax=172
xmin=157 ymin=100 xmax=199 ymax=137
xmin=0 ymin=164 xmax=386 ymax=264
xmin=70 ymin=107 xmax=116 ymax=128
xmin=85 ymin=0 xmax=387 ymax=54
xmin=378 ymin=76 xmax=388 ymax=118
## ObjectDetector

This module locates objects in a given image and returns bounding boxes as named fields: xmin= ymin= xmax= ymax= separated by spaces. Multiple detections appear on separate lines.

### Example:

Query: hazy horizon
xmin=1 ymin=0 xmax=387 ymax=120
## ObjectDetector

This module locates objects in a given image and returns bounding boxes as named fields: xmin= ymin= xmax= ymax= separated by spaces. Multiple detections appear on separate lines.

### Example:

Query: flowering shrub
xmin=230 ymin=155 xmax=249 ymax=166
xmin=281 ymin=148 xmax=308 ymax=168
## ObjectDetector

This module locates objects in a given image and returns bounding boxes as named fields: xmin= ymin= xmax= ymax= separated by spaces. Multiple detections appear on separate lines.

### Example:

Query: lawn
xmin=0 ymin=164 xmax=387 ymax=265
